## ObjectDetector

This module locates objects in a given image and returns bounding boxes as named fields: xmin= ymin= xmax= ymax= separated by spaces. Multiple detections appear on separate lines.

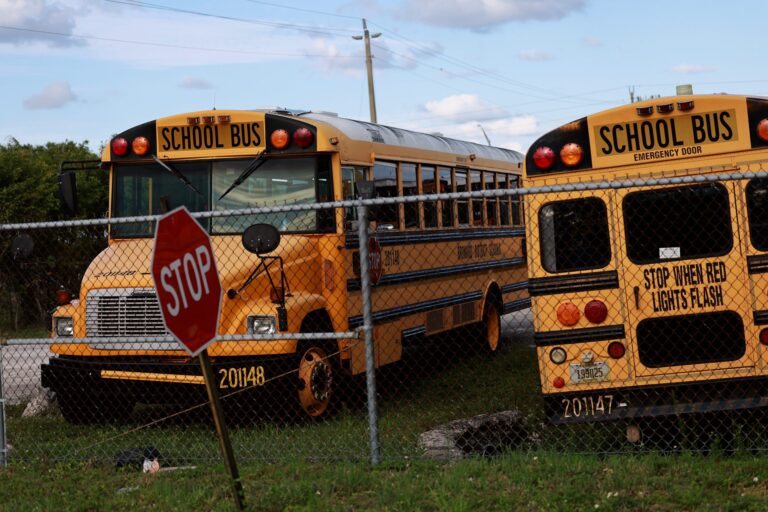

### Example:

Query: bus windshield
xmin=111 ymin=155 xmax=333 ymax=237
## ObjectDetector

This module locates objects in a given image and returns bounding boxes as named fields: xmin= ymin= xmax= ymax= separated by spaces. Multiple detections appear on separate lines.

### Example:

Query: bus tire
xmin=296 ymin=344 xmax=336 ymax=419
xmin=481 ymin=299 xmax=502 ymax=354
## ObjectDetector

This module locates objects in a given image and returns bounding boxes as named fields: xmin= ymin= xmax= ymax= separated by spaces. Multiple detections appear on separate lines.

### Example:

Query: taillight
xmin=270 ymin=129 xmax=289 ymax=149
xmin=553 ymin=376 xmax=565 ymax=389
xmin=293 ymin=127 xmax=314 ymax=148
xmin=549 ymin=347 xmax=567 ymax=364
xmin=760 ymin=328 xmax=768 ymax=345
xmin=608 ymin=341 xmax=626 ymax=359
xmin=132 ymin=136 xmax=150 ymax=156
xmin=111 ymin=137 xmax=129 ymax=156
xmin=559 ymin=143 xmax=583 ymax=167
xmin=202 ymin=115 xmax=216 ymax=124
xmin=584 ymin=299 xmax=608 ymax=324
xmin=556 ymin=302 xmax=580 ymax=326
xmin=757 ymin=119 xmax=768 ymax=143
xmin=532 ymin=146 xmax=555 ymax=170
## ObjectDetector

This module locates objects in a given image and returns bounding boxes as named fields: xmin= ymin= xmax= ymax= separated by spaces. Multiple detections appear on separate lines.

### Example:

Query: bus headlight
xmin=247 ymin=316 xmax=276 ymax=335
xmin=55 ymin=317 xmax=74 ymax=337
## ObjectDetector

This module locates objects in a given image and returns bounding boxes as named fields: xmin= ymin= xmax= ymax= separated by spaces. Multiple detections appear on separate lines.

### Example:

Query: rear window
xmin=539 ymin=197 xmax=611 ymax=273
xmin=746 ymin=178 xmax=768 ymax=250
xmin=623 ymin=183 xmax=732 ymax=264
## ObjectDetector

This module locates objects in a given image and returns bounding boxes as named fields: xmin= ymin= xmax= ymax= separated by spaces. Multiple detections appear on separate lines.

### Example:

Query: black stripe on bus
xmin=528 ymin=271 xmax=619 ymax=297
xmin=747 ymin=254 xmax=768 ymax=274
xmin=346 ymin=258 xmax=526 ymax=291
xmin=348 ymin=290 xmax=483 ymax=329
xmin=754 ymin=310 xmax=768 ymax=325
xmin=534 ymin=325 xmax=626 ymax=346
xmin=502 ymin=281 xmax=529 ymax=294
xmin=345 ymin=227 xmax=525 ymax=249
xmin=503 ymin=297 xmax=532 ymax=314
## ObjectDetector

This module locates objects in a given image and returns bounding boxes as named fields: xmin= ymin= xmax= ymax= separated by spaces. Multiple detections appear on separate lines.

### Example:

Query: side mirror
xmin=58 ymin=171 xmax=78 ymax=217
xmin=242 ymin=224 xmax=281 ymax=255
xmin=11 ymin=234 xmax=34 ymax=261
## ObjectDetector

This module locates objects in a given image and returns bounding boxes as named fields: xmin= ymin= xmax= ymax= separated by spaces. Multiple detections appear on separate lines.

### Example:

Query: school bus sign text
xmin=593 ymin=109 xmax=740 ymax=166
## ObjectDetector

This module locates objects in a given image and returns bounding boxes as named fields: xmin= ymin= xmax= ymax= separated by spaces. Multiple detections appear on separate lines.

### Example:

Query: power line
xmin=241 ymin=0 xmax=360 ymax=20
xmin=0 ymin=24 xmax=357 ymax=58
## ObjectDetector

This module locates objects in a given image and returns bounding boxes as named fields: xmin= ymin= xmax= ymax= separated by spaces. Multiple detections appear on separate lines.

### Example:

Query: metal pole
xmin=357 ymin=203 xmax=381 ymax=465
xmin=353 ymin=19 xmax=380 ymax=124
xmin=198 ymin=350 xmax=245 ymax=511
xmin=0 ymin=341 xmax=6 ymax=467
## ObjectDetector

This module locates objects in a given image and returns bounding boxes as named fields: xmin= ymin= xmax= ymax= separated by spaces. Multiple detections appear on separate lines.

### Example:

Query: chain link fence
xmin=3 ymin=172 xmax=768 ymax=465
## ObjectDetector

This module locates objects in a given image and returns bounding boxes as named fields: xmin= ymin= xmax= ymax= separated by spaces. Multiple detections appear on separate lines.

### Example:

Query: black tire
xmin=295 ymin=344 xmax=338 ymax=419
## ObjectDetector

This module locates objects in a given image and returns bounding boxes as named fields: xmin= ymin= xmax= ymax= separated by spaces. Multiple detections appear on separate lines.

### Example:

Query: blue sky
xmin=2 ymin=0 xmax=768 ymax=154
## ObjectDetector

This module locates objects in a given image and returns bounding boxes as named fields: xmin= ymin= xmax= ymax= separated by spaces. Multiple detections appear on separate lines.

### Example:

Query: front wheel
xmin=296 ymin=345 xmax=336 ymax=418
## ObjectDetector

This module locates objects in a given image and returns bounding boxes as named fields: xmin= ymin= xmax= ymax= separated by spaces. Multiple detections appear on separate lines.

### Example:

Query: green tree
xmin=0 ymin=139 xmax=109 ymax=333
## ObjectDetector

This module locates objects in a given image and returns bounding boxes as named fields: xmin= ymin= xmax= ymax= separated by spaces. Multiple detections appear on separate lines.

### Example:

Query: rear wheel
xmin=482 ymin=301 xmax=502 ymax=353
xmin=296 ymin=345 xmax=335 ymax=418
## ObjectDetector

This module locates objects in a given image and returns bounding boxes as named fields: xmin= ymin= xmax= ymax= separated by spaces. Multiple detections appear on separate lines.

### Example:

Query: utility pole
xmin=352 ymin=19 xmax=381 ymax=123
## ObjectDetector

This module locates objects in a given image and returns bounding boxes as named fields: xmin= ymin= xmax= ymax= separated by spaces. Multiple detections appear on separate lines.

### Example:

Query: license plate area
xmin=570 ymin=361 xmax=609 ymax=383
xmin=561 ymin=394 xmax=615 ymax=421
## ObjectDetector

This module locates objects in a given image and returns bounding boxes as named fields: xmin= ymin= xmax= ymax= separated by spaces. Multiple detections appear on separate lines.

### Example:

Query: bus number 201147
xmin=562 ymin=394 xmax=614 ymax=419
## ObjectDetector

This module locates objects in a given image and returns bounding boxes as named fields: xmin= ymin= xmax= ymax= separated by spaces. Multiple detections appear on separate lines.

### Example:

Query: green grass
xmin=3 ymin=452 xmax=768 ymax=511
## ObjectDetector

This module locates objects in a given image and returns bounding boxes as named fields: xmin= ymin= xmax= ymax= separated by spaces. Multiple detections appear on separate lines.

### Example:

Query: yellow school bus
xmin=524 ymin=93 xmax=768 ymax=434
xmin=42 ymin=108 xmax=527 ymax=422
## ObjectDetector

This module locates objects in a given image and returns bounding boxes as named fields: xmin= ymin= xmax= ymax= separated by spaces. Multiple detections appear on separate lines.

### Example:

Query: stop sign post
xmin=151 ymin=206 xmax=245 ymax=511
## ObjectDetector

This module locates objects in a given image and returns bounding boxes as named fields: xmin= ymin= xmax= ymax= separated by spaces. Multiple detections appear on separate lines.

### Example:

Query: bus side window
xmin=486 ymin=172 xmax=498 ymax=226
xmin=499 ymin=175 xmax=511 ymax=226
xmin=402 ymin=162 xmax=419 ymax=229
xmin=373 ymin=161 xmax=398 ymax=229
xmin=540 ymin=197 xmax=611 ymax=272
xmin=439 ymin=167 xmax=454 ymax=228
xmin=456 ymin=169 xmax=469 ymax=226
xmin=342 ymin=166 xmax=367 ymax=231
xmin=510 ymin=175 xmax=522 ymax=226
xmin=471 ymin=170 xmax=483 ymax=225
xmin=422 ymin=165 xmax=438 ymax=228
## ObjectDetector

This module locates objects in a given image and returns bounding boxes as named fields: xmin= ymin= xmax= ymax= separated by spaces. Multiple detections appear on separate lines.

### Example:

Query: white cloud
xmin=423 ymin=94 xmax=508 ymax=122
xmin=582 ymin=36 xmax=602 ymax=48
xmin=672 ymin=64 xmax=717 ymax=74
xmin=179 ymin=77 xmax=214 ymax=90
xmin=517 ymin=49 xmax=554 ymax=61
xmin=0 ymin=0 xmax=85 ymax=47
xmin=23 ymin=80 xmax=77 ymax=109
xmin=395 ymin=0 xmax=586 ymax=31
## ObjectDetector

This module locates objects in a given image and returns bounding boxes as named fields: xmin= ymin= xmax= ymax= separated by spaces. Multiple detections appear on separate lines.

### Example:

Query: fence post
xmin=0 ymin=341 xmax=6 ymax=467
xmin=357 ymin=203 xmax=381 ymax=465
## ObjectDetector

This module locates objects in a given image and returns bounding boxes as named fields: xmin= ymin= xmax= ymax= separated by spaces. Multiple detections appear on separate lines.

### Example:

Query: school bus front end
xmin=42 ymin=109 xmax=351 ymax=422
xmin=525 ymin=95 xmax=768 ymax=429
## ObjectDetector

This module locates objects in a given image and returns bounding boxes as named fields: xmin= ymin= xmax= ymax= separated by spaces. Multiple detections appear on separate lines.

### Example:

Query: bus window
xmin=456 ymin=169 xmax=469 ymax=225
xmin=623 ymin=183 xmax=732 ymax=264
xmin=373 ymin=161 xmax=398 ymax=229
xmin=471 ymin=170 xmax=483 ymax=225
xmin=342 ymin=166 xmax=367 ymax=231
xmin=402 ymin=162 xmax=419 ymax=229
xmin=486 ymin=172 xmax=498 ymax=226
xmin=499 ymin=175 xmax=510 ymax=226
xmin=439 ymin=167 xmax=454 ymax=228
xmin=421 ymin=165 xmax=438 ymax=228
xmin=510 ymin=175 xmax=522 ymax=226
xmin=746 ymin=178 xmax=768 ymax=250
xmin=539 ymin=197 xmax=611 ymax=273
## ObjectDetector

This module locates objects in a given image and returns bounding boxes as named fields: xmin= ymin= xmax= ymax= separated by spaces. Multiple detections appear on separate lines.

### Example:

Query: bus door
xmin=616 ymin=181 xmax=757 ymax=380
xmin=741 ymin=176 xmax=768 ymax=373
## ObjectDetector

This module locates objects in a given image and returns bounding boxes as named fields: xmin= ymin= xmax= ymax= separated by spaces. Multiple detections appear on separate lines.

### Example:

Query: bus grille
xmin=86 ymin=288 xmax=168 ymax=337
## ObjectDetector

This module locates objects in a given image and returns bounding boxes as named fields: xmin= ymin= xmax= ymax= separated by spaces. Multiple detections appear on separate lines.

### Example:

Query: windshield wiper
xmin=151 ymin=155 xmax=203 ymax=196
xmin=218 ymin=150 xmax=270 ymax=200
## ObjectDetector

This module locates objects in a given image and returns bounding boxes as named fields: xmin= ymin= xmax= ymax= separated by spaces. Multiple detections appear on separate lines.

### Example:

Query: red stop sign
xmin=368 ymin=236 xmax=383 ymax=286
xmin=151 ymin=207 xmax=222 ymax=357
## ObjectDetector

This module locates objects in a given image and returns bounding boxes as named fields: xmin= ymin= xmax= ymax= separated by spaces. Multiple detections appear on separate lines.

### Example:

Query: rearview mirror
xmin=11 ymin=234 xmax=34 ymax=261
xmin=58 ymin=171 xmax=78 ymax=217
xmin=242 ymin=224 xmax=281 ymax=255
